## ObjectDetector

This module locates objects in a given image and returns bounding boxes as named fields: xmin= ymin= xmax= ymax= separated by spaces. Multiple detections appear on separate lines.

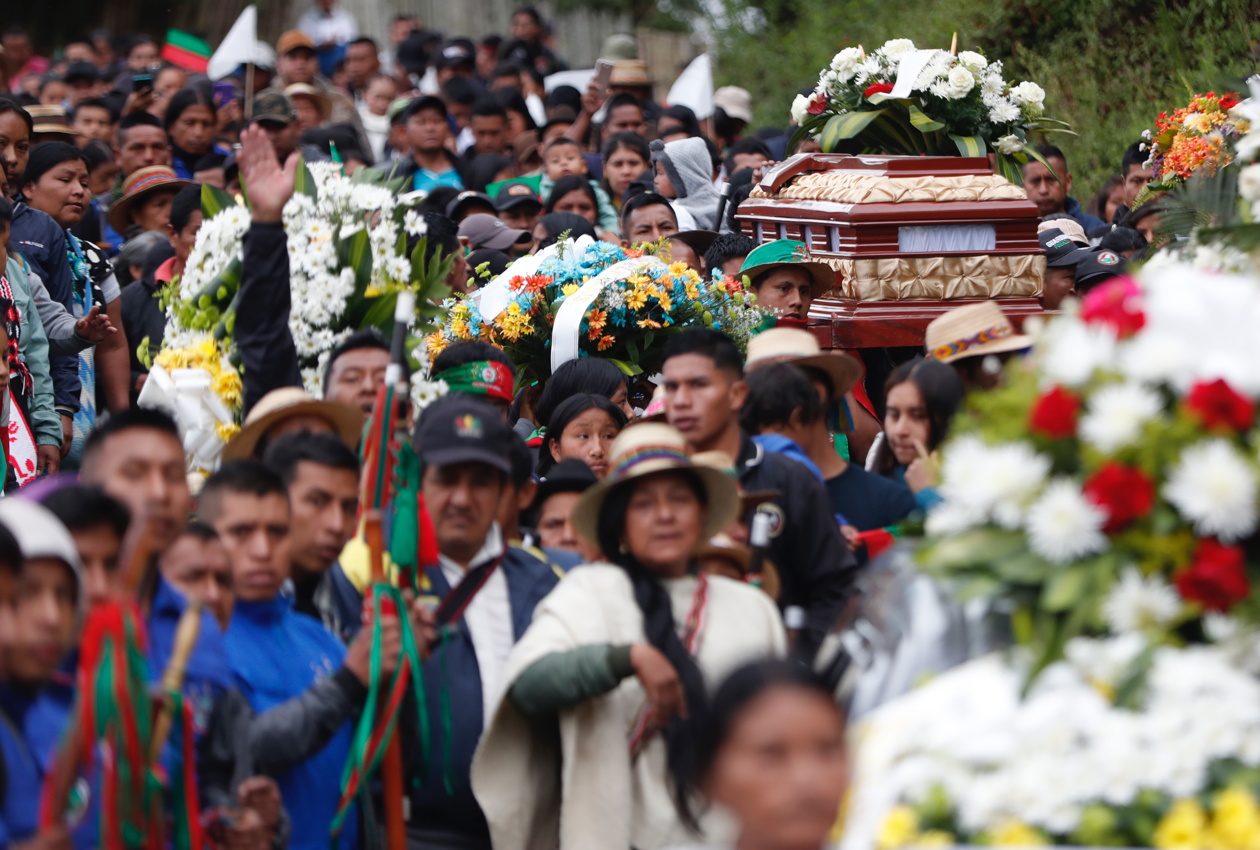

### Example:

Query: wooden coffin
xmin=735 ymin=153 xmax=1051 ymax=348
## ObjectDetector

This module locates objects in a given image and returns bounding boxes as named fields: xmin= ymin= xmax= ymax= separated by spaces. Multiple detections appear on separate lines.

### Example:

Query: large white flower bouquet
xmin=788 ymin=37 xmax=1071 ymax=184
xmin=148 ymin=165 xmax=450 ymax=471
xmin=841 ymin=264 xmax=1260 ymax=849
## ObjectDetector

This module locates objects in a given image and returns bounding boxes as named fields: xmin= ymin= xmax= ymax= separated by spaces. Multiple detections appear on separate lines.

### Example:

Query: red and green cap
xmin=738 ymin=239 xmax=835 ymax=291
xmin=434 ymin=360 xmax=515 ymax=402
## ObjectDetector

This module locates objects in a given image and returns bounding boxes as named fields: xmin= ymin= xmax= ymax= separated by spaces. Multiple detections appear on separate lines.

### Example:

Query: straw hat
xmin=108 ymin=166 xmax=193 ymax=232
xmin=284 ymin=83 xmax=331 ymax=120
xmin=27 ymin=105 xmax=79 ymax=137
xmin=610 ymin=60 xmax=653 ymax=86
xmin=746 ymin=326 xmax=863 ymax=398
xmin=924 ymin=302 xmax=1032 ymax=364
xmin=223 ymin=387 xmax=365 ymax=461
xmin=570 ymin=423 xmax=739 ymax=551
xmin=695 ymin=532 xmax=782 ymax=600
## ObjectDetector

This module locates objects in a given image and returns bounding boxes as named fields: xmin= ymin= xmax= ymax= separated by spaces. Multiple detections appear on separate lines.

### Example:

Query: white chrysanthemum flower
xmin=928 ymin=80 xmax=951 ymax=99
xmin=995 ymin=133 xmax=1023 ymax=154
xmin=924 ymin=499 xmax=987 ymax=536
xmin=1164 ymin=440 xmax=1259 ymax=541
xmin=991 ymin=101 xmax=1022 ymax=125
xmin=1180 ymin=112 xmax=1211 ymax=134
xmin=936 ymin=435 xmax=1051 ymax=528
xmin=1011 ymin=80 xmax=1045 ymax=108
xmin=1025 ymin=478 xmax=1108 ymax=564
xmin=790 ymin=93 xmax=811 ymax=125
xmin=1078 ymin=382 xmax=1163 ymax=453
xmin=957 ymin=50 xmax=987 ymax=72
xmin=945 ymin=66 xmax=975 ymax=98
xmin=981 ymin=72 xmax=1005 ymax=96
xmin=830 ymin=46 xmax=864 ymax=81
xmin=1103 ymin=568 xmax=1182 ymax=634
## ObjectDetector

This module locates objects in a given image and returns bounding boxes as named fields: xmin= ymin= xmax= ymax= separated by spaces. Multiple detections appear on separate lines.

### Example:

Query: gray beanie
xmin=0 ymin=497 xmax=83 ymax=602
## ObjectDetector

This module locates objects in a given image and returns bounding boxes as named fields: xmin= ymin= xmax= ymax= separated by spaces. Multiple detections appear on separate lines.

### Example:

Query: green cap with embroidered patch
xmin=738 ymin=239 xmax=836 ymax=292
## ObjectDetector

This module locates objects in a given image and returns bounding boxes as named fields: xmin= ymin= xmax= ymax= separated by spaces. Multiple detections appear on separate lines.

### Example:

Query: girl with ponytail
xmin=471 ymin=423 xmax=787 ymax=850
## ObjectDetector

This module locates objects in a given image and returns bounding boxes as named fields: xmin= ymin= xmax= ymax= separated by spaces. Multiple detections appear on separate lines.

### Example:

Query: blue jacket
xmin=0 ymin=705 xmax=43 ymax=846
xmin=224 ymin=594 xmax=359 ymax=850
xmin=1063 ymin=196 xmax=1106 ymax=233
xmin=404 ymin=547 xmax=559 ymax=841
xmin=9 ymin=203 xmax=80 ymax=412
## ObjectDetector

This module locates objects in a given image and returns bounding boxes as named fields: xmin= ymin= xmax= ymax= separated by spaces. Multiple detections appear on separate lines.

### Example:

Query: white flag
xmin=208 ymin=5 xmax=261 ymax=80
xmin=666 ymin=54 xmax=713 ymax=119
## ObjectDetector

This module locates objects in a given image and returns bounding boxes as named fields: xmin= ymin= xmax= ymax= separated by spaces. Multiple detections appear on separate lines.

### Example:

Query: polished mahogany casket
xmin=735 ymin=153 xmax=1049 ymax=348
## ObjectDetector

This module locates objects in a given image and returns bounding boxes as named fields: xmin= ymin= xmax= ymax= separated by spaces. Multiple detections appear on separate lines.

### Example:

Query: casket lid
xmin=759 ymin=153 xmax=995 ymax=194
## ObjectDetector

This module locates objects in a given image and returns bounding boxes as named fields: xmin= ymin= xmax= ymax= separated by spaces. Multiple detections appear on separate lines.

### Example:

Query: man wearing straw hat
xmin=924 ymin=301 xmax=1033 ymax=393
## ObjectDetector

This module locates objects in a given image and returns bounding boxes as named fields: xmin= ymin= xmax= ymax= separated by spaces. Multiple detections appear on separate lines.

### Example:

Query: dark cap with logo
xmin=414 ymin=396 xmax=512 ymax=473
xmin=251 ymin=92 xmax=297 ymax=126
xmin=1075 ymin=249 xmax=1128 ymax=289
xmin=1039 ymin=228 xmax=1093 ymax=268
xmin=435 ymin=39 xmax=476 ymax=70
xmin=446 ymin=191 xmax=497 ymax=220
xmin=458 ymin=214 xmax=532 ymax=251
xmin=495 ymin=182 xmax=543 ymax=212
xmin=402 ymin=95 xmax=448 ymax=122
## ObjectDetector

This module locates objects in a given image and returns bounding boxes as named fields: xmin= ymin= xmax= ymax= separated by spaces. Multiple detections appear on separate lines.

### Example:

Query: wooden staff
xmin=366 ymin=511 xmax=407 ymax=850
xmin=148 ymin=600 xmax=205 ymax=763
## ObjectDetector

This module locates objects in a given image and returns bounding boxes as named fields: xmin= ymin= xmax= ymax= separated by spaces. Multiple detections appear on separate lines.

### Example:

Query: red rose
xmin=807 ymin=92 xmax=828 ymax=115
xmin=864 ymin=83 xmax=895 ymax=98
xmin=1185 ymin=378 xmax=1255 ymax=432
xmin=1080 ymin=276 xmax=1145 ymax=338
xmin=1176 ymin=539 xmax=1250 ymax=611
xmin=1029 ymin=385 xmax=1081 ymax=439
xmin=1082 ymin=462 xmax=1155 ymax=534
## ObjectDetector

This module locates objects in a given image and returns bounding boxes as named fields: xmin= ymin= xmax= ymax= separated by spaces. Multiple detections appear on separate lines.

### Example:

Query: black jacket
xmin=121 ymin=270 xmax=167 ymax=400
xmin=736 ymin=433 xmax=858 ymax=658
xmin=235 ymin=222 xmax=303 ymax=415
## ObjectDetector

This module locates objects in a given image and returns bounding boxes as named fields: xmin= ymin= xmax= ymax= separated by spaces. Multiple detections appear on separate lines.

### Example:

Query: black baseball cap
xmin=494 ymin=182 xmax=543 ymax=212
xmin=435 ymin=39 xmax=476 ymax=70
xmin=446 ymin=190 xmax=497 ymax=220
xmin=529 ymin=458 xmax=598 ymax=513
xmin=1075 ymin=249 xmax=1128 ymax=289
xmin=1039 ymin=228 xmax=1092 ymax=268
xmin=64 ymin=61 xmax=99 ymax=84
xmin=414 ymin=396 xmax=512 ymax=473
xmin=402 ymin=95 xmax=448 ymax=122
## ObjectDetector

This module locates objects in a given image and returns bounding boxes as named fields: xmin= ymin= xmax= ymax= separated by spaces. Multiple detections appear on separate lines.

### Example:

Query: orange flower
xmin=637 ymin=318 xmax=663 ymax=329
xmin=598 ymin=334 xmax=615 ymax=351
xmin=624 ymin=248 xmax=644 ymax=259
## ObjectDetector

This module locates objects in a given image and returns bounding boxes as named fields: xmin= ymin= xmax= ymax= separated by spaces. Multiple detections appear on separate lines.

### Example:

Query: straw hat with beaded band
xmin=924 ymin=301 xmax=1033 ymax=365
xmin=108 ymin=166 xmax=194 ymax=232
xmin=745 ymin=326 xmax=863 ymax=399
xmin=223 ymin=387 xmax=365 ymax=461
xmin=570 ymin=423 xmax=740 ymax=551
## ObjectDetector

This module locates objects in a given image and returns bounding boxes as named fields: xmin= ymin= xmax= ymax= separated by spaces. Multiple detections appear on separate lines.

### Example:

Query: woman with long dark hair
xmin=164 ymin=87 xmax=217 ymax=179
xmin=536 ymin=392 xmax=626 ymax=477
xmin=668 ymin=660 xmax=849 ymax=850
xmin=602 ymin=131 xmax=651 ymax=210
xmin=473 ymin=424 xmax=786 ymax=850
xmin=543 ymin=173 xmax=600 ymax=226
xmin=866 ymin=356 xmax=964 ymax=511
xmin=536 ymin=357 xmax=634 ymax=427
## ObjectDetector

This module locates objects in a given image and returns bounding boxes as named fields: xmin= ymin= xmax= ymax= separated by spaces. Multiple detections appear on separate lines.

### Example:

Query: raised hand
xmin=236 ymin=124 xmax=299 ymax=224
xmin=74 ymin=304 xmax=116 ymax=343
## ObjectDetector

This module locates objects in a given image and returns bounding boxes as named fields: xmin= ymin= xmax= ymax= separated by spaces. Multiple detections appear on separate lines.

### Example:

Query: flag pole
xmin=245 ymin=63 xmax=255 ymax=119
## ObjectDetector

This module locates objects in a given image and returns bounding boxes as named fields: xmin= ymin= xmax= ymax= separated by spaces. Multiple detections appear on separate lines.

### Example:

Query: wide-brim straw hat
xmin=925 ymin=301 xmax=1032 ymax=364
xmin=223 ymin=386 xmax=365 ymax=461
xmin=27 ymin=105 xmax=80 ymax=137
xmin=571 ymin=423 xmax=740 ymax=551
xmin=746 ymin=326 xmax=863 ymax=398
xmin=108 ymin=165 xmax=193 ymax=232
xmin=695 ymin=532 xmax=782 ymax=600
xmin=610 ymin=59 xmax=653 ymax=86
xmin=284 ymin=83 xmax=331 ymax=120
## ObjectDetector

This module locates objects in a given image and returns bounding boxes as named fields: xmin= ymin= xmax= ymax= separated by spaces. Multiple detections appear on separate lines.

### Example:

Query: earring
xmin=619 ymin=542 xmax=629 ymax=554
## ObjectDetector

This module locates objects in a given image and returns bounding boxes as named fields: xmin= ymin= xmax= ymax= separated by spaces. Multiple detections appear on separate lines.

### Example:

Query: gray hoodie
xmin=650 ymin=138 xmax=722 ymax=231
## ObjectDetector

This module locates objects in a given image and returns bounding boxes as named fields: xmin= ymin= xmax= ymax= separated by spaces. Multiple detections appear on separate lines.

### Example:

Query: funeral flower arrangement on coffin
xmin=426 ymin=236 xmax=765 ymax=388
xmin=843 ymin=268 xmax=1260 ymax=850
xmin=142 ymin=163 xmax=450 ymax=473
xmin=789 ymin=37 xmax=1071 ymax=184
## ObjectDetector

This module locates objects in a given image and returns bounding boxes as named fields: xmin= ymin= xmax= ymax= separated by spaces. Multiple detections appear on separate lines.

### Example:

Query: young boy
xmin=539 ymin=137 xmax=620 ymax=237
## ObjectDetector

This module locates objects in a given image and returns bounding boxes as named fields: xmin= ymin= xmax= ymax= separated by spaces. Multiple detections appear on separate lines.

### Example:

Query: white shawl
xmin=471 ymin=564 xmax=787 ymax=850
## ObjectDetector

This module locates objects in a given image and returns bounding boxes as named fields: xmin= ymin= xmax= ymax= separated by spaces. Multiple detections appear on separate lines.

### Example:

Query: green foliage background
xmin=710 ymin=0 xmax=1260 ymax=203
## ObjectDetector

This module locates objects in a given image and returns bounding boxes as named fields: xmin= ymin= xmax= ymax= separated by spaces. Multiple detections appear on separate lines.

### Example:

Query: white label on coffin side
xmin=897 ymin=224 xmax=996 ymax=254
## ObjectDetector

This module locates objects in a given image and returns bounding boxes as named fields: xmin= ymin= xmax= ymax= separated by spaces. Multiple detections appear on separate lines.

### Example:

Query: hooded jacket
xmin=224 ymin=593 xmax=361 ymax=850
xmin=649 ymin=138 xmax=722 ymax=231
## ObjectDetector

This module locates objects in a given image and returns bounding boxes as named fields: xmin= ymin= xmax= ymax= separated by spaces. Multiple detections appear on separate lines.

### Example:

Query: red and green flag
xmin=162 ymin=30 xmax=211 ymax=73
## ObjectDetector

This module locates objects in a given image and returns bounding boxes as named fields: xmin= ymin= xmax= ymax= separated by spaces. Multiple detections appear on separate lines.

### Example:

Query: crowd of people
xmin=0 ymin=6 xmax=1171 ymax=850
